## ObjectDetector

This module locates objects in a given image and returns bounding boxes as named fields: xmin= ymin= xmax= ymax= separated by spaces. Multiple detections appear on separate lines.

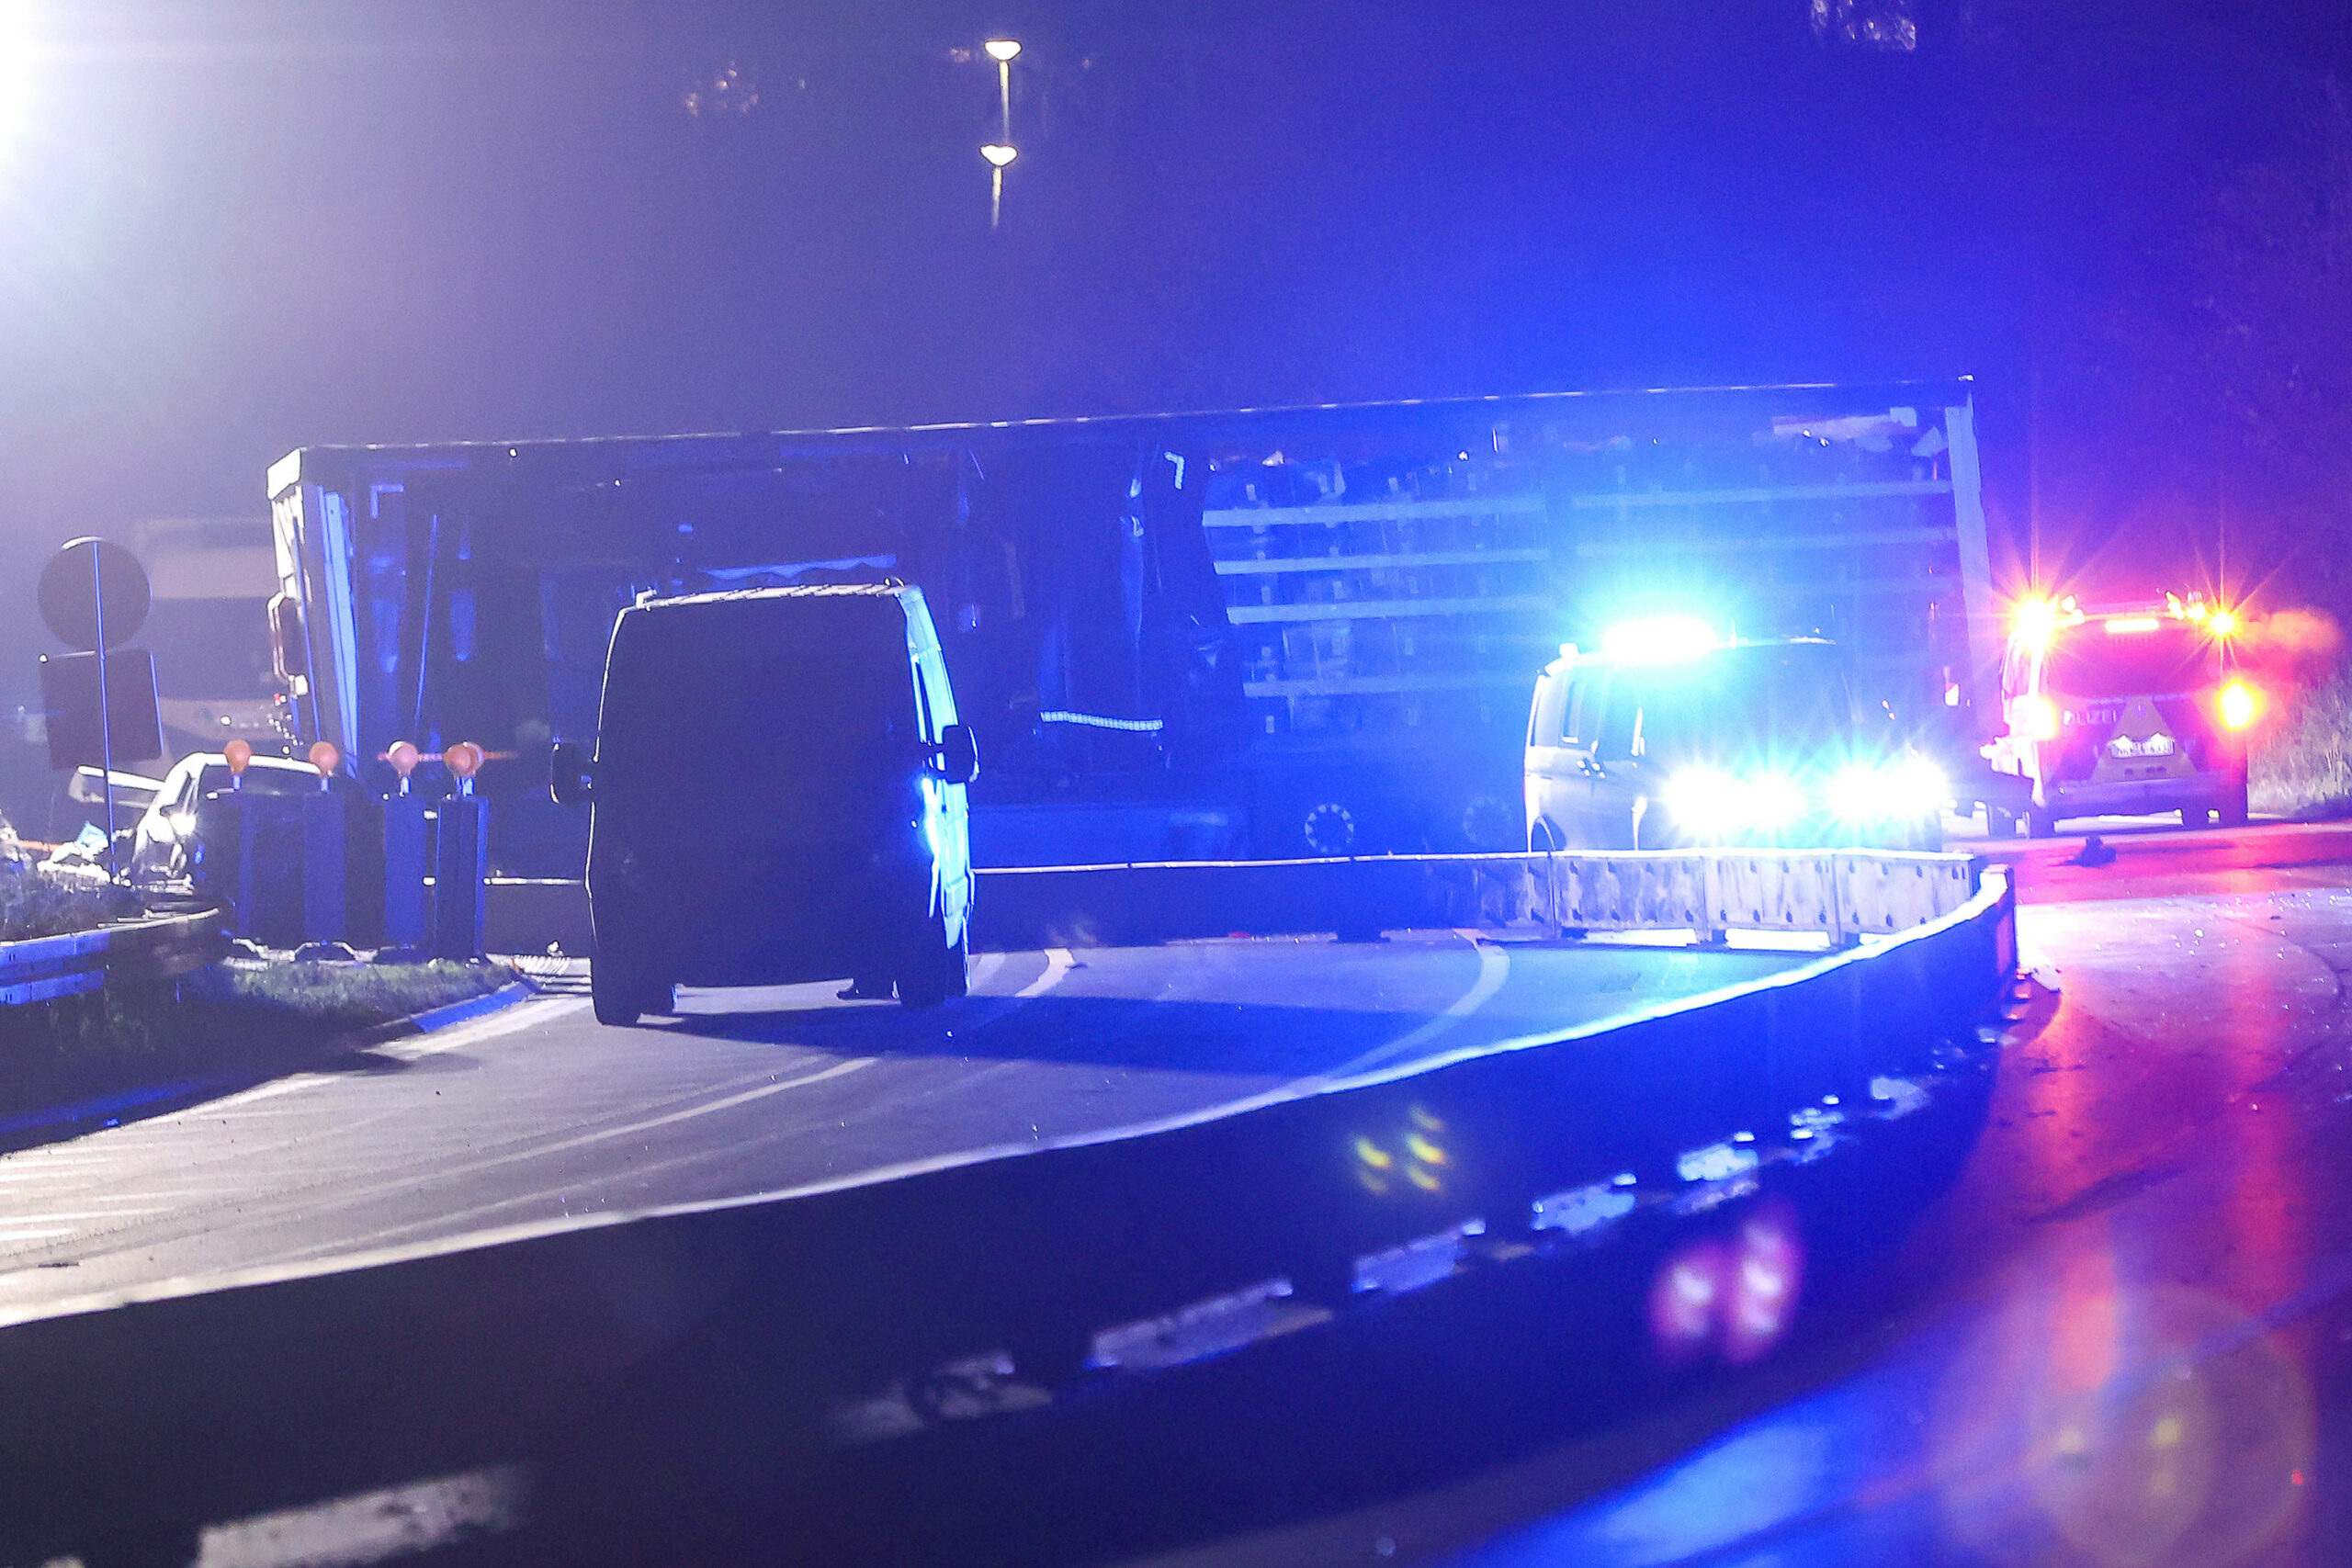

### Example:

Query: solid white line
xmin=0 ymin=1228 xmax=78 ymax=1242
xmin=1312 ymin=931 xmax=1513 ymax=1082
xmin=203 ymin=1075 xmax=340 ymax=1111
xmin=968 ymin=950 xmax=1007 ymax=989
xmin=1016 ymin=948 xmax=1075 ymax=998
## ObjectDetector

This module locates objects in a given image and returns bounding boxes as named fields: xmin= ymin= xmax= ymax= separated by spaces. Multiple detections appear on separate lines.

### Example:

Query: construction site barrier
xmin=970 ymin=847 xmax=1982 ymax=952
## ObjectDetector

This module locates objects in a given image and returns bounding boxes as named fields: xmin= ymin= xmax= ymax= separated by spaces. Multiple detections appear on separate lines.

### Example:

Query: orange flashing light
xmin=2220 ymin=679 xmax=2262 ymax=730
xmin=308 ymin=740 xmax=341 ymax=780
xmin=222 ymin=739 xmax=253 ymax=773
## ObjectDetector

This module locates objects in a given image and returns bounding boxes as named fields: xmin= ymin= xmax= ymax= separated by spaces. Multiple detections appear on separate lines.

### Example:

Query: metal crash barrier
xmin=973 ymin=847 xmax=1984 ymax=953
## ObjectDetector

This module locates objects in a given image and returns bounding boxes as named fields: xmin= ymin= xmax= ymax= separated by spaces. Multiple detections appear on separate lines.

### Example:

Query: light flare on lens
xmin=1748 ymin=773 xmax=1804 ymax=829
xmin=1892 ymin=756 xmax=1948 ymax=816
xmin=1663 ymin=767 xmax=1741 ymax=835
xmin=1600 ymin=615 xmax=1720 ymax=665
xmin=1648 ymin=1241 xmax=1727 ymax=1364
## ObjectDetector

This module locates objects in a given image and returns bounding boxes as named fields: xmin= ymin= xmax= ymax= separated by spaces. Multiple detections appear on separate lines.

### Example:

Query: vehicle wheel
xmin=1986 ymin=807 xmax=2016 ymax=839
xmin=592 ymin=950 xmax=648 ymax=1026
xmin=896 ymin=916 xmax=966 ymax=1010
xmin=2219 ymin=776 xmax=2249 ymax=828
xmin=2027 ymin=809 xmax=2056 ymax=840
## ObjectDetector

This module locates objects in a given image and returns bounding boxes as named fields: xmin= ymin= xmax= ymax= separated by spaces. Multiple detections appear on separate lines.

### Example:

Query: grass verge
xmin=0 ymin=957 xmax=516 ymax=1128
xmin=0 ymin=863 xmax=141 ymax=942
xmin=2252 ymin=665 xmax=2352 ymax=818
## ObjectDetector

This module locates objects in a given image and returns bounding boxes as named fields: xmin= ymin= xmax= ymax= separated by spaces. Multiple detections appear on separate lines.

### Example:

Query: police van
xmin=1523 ymin=617 xmax=1946 ymax=852
xmin=1986 ymin=594 xmax=2258 ymax=837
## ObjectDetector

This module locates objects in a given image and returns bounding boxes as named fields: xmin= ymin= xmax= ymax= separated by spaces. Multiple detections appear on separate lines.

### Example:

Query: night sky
xmin=3 ymin=0 xmax=2347 ymax=655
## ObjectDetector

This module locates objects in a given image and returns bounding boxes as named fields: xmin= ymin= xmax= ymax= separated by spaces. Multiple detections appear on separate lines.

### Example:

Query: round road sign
xmin=38 ymin=537 xmax=151 ymax=651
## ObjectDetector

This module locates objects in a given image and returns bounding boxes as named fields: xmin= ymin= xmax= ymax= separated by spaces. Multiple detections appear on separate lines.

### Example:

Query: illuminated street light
xmin=981 ymin=142 xmax=1018 ymax=229
xmin=983 ymin=38 xmax=1021 ymax=139
xmin=979 ymin=37 xmax=1022 ymax=227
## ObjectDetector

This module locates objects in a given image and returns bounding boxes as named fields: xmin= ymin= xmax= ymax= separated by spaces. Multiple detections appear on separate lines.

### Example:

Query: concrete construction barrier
xmin=971 ymin=847 xmax=1982 ymax=951
xmin=0 ymin=873 xmax=2015 ymax=1566
xmin=474 ymin=848 xmax=1980 ymax=958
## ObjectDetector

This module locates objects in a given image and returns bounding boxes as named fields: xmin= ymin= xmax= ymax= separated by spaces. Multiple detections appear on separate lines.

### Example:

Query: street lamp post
xmin=983 ymin=38 xmax=1020 ymax=141
xmin=980 ymin=141 xmax=1018 ymax=230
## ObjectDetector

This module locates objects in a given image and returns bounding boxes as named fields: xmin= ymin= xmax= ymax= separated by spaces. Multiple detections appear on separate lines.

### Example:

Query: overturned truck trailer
xmin=266 ymin=381 xmax=1993 ymax=874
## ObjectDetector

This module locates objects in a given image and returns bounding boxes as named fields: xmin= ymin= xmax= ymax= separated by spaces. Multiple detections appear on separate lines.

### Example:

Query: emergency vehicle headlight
xmin=1665 ymin=769 xmax=1809 ymax=831
xmin=1833 ymin=759 xmax=1949 ymax=819
xmin=1662 ymin=768 xmax=1742 ymax=832
xmin=2220 ymin=678 xmax=2262 ymax=730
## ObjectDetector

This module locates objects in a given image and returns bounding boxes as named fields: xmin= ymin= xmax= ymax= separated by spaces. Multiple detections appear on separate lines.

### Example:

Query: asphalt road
xmin=1141 ymin=817 xmax=2352 ymax=1568
xmin=0 ymin=930 xmax=1805 ymax=1323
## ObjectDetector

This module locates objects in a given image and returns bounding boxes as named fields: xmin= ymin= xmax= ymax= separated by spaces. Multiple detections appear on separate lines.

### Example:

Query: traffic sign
xmin=38 ymin=536 xmax=150 ymax=651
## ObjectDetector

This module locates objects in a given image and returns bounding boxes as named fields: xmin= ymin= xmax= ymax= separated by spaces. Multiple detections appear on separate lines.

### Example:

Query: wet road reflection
xmin=1430 ymin=829 xmax=2352 ymax=1568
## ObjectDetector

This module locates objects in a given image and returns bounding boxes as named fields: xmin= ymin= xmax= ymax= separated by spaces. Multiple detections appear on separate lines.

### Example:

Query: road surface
xmin=1137 ymin=818 xmax=2352 ymax=1568
xmin=0 ymin=931 xmax=1806 ymax=1322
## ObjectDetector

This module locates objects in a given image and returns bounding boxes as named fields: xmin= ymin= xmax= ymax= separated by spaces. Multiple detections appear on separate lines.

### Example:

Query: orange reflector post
xmin=2221 ymin=679 xmax=2262 ymax=730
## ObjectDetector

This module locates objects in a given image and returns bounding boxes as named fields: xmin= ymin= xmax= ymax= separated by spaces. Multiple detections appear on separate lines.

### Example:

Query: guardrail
xmin=0 ymin=868 xmax=2014 ymax=1566
xmin=973 ymin=847 xmax=1981 ymax=952
xmin=0 ymin=908 xmax=226 ymax=1006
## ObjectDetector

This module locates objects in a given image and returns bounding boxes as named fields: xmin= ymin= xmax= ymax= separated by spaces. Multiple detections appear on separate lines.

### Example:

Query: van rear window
xmin=598 ymin=601 xmax=916 ymax=826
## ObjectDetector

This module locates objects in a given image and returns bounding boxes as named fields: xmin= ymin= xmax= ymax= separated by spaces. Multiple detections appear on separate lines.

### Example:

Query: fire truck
xmin=1985 ymin=592 xmax=2260 ymax=836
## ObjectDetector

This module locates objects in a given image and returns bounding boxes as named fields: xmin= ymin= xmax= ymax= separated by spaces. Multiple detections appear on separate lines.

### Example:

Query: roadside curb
xmin=344 ymin=980 xmax=539 ymax=1049
xmin=0 ymin=978 xmax=540 ymax=1151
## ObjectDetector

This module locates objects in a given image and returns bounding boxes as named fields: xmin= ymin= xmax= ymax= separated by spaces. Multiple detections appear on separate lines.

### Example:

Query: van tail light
xmin=2008 ymin=694 xmax=2059 ymax=742
xmin=2220 ymin=679 xmax=2263 ymax=730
